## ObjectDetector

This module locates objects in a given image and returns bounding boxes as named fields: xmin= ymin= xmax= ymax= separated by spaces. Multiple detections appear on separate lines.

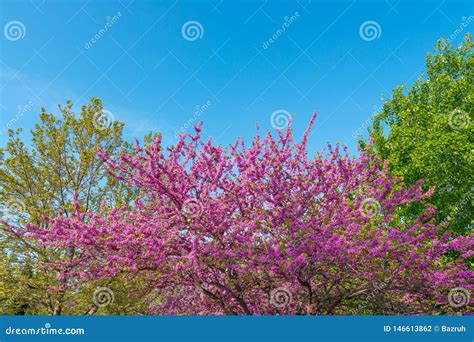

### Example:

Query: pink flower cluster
xmin=20 ymin=114 xmax=473 ymax=314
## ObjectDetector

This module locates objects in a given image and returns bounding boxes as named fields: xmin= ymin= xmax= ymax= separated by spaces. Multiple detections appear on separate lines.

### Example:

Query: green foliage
xmin=368 ymin=34 xmax=473 ymax=234
xmin=0 ymin=98 xmax=151 ymax=315
xmin=1 ymin=35 xmax=472 ymax=315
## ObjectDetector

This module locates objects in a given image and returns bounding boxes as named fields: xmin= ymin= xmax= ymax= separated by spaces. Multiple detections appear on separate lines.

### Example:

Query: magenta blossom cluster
xmin=18 ymin=114 xmax=473 ymax=315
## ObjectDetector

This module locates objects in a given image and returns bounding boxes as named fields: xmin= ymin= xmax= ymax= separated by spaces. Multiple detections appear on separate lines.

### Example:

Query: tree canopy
xmin=1 ymin=36 xmax=472 ymax=316
xmin=0 ymin=99 xmax=153 ymax=314
xmin=368 ymin=34 xmax=473 ymax=234
xmin=15 ymin=114 xmax=473 ymax=315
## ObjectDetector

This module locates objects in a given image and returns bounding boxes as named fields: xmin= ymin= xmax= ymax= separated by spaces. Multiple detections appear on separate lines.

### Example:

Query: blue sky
xmin=1 ymin=0 xmax=472 ymax=153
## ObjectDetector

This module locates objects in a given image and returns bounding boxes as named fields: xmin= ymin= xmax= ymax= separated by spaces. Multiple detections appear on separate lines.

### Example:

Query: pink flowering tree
xmin=16 ymin=114 xmax=473 ymax=315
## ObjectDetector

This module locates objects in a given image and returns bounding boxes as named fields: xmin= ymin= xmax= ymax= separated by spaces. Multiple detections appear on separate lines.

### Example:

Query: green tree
xmin=368 ymin=34 xmax=473 ymax=234
xmin=0 ymin=98 xmax=153 ymax=314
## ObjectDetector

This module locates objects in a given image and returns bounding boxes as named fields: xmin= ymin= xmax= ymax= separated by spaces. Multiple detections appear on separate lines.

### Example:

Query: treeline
xmin=0 ymin=35 xmax=472 ymax=315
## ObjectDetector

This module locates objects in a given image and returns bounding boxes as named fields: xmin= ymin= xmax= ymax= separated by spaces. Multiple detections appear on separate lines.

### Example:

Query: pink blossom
xmin=13 ymin=113 xmax=473 ymax=315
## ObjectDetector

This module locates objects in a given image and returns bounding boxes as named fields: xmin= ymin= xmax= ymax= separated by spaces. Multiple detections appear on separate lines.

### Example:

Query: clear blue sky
xmin=1 ymin=0 xmax=472 ymax=153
